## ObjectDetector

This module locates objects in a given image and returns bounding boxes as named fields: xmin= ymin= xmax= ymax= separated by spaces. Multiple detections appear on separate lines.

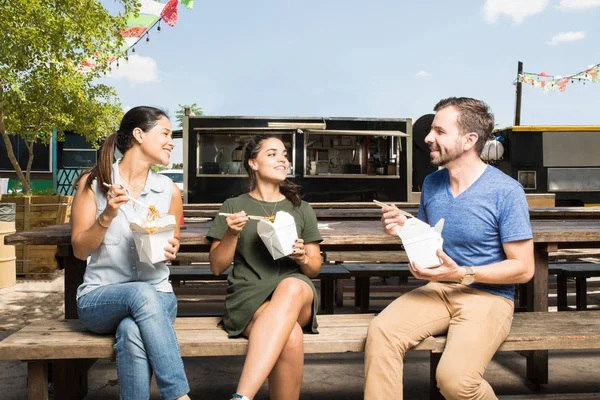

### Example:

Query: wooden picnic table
xmin=5 ymin=218 xmax=600 ymax=387
xmin=184 ymin=206 xmax=600 ymax=220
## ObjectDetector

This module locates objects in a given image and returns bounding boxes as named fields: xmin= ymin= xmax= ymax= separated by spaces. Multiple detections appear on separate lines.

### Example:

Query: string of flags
xmin=517 ymin=63 xmax=600 ymax=93
xmin=79 ymin=0 xmax=194 ymax=73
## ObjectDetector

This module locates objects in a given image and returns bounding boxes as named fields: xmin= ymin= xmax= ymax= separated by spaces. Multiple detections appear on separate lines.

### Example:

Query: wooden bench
xmin=2 ymin=312 xmax=600 ymax=400
xmin=554 ymin=263 xmax=600 ymax=311
xmin=169 ymin=265 xmax=351 ymax=315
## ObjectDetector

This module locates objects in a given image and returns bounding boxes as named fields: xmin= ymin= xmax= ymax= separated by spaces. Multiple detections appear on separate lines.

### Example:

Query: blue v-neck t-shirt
xmin=417 ymin=165 xmax=533 ymax=301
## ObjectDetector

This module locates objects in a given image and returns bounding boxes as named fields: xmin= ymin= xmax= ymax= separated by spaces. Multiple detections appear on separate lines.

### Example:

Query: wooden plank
xmin=549 ymin=249 xmax=600 ymax=261
xmin=325 ymin=251 xmax=408 ymax=263
xmin=175 ymin=252 xmax=210 ymax=263
xmin=344 ymin=263 xmax=410 ymax=278
xmin=4 ymin=312 xmax=600 ymax=362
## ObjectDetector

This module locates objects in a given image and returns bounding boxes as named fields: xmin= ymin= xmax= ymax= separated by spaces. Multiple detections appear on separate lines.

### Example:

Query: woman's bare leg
xmin=234 ymin=278 xmax=313 ymax=399
xmin=268 ymin=322 xmax=304 ymax=400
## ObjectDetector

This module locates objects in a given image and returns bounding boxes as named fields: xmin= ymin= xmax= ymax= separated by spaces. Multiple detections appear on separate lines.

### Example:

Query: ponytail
xmin=280 ymin=180 xmax=302 ymax=207
xmin=74 ymin=133 xmax=117 ymax=194
xmin=72 ymin=106 xmax=168 ymax=195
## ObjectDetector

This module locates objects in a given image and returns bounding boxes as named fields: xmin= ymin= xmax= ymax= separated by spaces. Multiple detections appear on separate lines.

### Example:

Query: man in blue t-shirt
xmin=365 ymin=97 xmax=534 ymax=400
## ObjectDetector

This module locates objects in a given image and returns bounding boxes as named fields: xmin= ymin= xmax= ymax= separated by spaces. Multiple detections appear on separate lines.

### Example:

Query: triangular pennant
xmin=179 ymin=0 xmax=194 ymax=9
xmin=161 ymin=0 xmax=179 ymax=27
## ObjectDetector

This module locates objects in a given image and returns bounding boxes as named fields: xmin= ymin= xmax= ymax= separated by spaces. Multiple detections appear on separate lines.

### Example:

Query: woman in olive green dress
xmin=207 ymin=134 xmax=322 ymax=400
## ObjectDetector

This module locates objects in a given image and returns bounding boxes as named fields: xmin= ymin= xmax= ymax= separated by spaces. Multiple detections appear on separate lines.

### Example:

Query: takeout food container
xmin=256 ymin=211 xmax=298 ymax=260
xmin=398 ymin=218 xmax=445 ymax=268
xmin=130 ymin=214 xmax=176 ymax=264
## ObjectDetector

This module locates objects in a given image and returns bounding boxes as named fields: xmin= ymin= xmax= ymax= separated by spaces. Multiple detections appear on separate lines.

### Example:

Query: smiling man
xmin=365 ymin=97 xmax=535 ymax=399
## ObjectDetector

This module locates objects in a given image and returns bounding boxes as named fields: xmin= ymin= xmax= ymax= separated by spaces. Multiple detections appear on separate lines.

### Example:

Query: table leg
xmin=556 ymin=272 xmax=568 ymax=311
xmin=575 ymin=277 xmax=587 ymax=311
xmin=57 ymin=245 xmax=86 ymax=320
xmin=335 ymin=278 xmax=344 ymax=308
xmin=526 ymin=243 xmax=552 ymax=386
xmin=355 ymin=277 xmax=370 ymax=313
xmin=320 ymin=279 xmax=334 ymax=314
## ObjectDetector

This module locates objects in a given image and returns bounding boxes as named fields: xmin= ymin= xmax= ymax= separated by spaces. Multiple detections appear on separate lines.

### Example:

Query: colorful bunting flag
xmin=79 ymin=0 xmax=193 ymax=72
xmin=161 ymin=0 xmax=179 ymax=27
xmin=179 ymin=0 xmax=194 ymax=9
xmin=517 ymin=63 xmax=600 ymax=93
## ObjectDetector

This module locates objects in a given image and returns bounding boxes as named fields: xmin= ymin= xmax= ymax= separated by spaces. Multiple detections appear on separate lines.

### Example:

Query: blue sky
xmin=101 ymin=0 xmax=600 ymax=165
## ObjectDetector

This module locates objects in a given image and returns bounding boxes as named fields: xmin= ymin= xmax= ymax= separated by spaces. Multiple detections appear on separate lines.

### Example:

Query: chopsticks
xmin=372 ymin=199 xmax=415 ymax=218
xmin=102 ymin=182 xmax=149 ymax=210
xmin=218 ymin=212 xmax=269 ymax=221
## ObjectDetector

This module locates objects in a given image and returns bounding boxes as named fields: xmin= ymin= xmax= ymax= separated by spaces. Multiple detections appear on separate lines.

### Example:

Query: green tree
xmin=171 ymin=162 xmax=184 ymax=169
xmin=175 ymin=103 xmax=203 ymax=128
xmin=0 ymin=0 xmax=138 ymax=193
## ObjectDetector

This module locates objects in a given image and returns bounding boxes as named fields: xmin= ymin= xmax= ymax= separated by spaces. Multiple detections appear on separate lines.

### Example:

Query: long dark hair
xmin=243 ymin=134 xmax=302 ymax=207
xmin=75 ymin=106 xmax=168 ymax=195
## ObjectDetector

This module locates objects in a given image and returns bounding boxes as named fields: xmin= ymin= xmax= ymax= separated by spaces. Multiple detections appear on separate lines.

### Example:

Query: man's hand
xmin=380 ymin=204 xmax=407 ymax=236
xmin=409 ymin=249 xmax=465 ymax=282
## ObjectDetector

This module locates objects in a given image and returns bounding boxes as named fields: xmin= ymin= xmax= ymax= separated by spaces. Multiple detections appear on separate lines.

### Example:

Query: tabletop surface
xmin=5 ymin=219 xmax=600 ymax=247
xmin=185 ymin=206 xmax=600 ymax=219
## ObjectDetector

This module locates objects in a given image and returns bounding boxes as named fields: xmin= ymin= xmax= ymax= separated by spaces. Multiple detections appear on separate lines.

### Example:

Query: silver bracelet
xmin=97 ymin=216 xmax=111 ymax=229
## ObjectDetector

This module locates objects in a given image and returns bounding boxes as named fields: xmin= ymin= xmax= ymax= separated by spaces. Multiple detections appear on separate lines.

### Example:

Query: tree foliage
xmin=0 ymin=0 xmax=138 ymax=193
xmin=175 ymin=103 xmax=203 ymax=128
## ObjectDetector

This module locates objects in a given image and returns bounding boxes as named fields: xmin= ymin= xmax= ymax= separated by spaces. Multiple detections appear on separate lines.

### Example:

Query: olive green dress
xmin=207 ymin=194 xmax=323 ymax=337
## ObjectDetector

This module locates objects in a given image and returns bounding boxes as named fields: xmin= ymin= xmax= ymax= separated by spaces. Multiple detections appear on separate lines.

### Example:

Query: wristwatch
xmin=459 ymin=266 xmax=475 ymax=285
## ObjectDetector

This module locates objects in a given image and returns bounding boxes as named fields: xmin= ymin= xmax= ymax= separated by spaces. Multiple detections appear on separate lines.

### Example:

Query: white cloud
xmin=559 ymin=0 xmax=600 ymax=11
xmin=546 ymin=31 xmax=585 ymax=45
xmin=482 ymin=0 xmax=548 ymax=23
xmin=106 ymin=54 xmax=159 ymax=83
xmin=415 ymin=70 xmax=432 ymax=78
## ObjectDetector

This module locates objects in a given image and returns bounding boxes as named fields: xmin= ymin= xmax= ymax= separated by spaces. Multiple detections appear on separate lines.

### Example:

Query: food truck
xmin=182 ymin=116 xmax=418 ymax=204
xmin=492 ymin=125 xmax=600 ymax=206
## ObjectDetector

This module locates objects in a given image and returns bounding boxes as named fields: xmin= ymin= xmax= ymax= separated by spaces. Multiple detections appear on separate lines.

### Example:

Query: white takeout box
xmin=130 ymin=214 xmax=176 ymax=264
xmin=398 ymin=218 xmax=445 ymax=268
xmin=256 ymin=211 xmax=298 ymax=260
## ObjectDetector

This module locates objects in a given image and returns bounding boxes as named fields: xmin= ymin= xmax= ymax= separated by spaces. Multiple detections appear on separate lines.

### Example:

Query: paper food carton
xmin=130 ymin=214 xmax=176 ymax=264
xmin=257 ymin=210 xmax=298 ymax=260
xmin=398 ymin=218 xmax=445 ymax=268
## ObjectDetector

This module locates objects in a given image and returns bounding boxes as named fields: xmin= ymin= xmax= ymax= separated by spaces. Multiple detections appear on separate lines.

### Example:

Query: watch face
xmin=462 ymin=274 xmax=475 ymax=285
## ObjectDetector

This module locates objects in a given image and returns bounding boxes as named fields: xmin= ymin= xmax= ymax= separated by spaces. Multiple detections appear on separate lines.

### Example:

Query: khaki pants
xmin=364 ymin=282 xmax=514 ymax=400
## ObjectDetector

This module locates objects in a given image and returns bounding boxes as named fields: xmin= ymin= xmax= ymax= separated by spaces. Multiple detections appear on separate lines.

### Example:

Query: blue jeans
xmin=77 ymin=282 xmax=189 ymax=400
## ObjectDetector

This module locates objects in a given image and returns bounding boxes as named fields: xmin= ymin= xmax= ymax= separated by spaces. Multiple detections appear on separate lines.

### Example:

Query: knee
xmin=277 ymin=278 xmax=311 ymax=301
xmin=130 ymin=283 xmax=161 ymax=313
xmin=115 ymin=317 xmax=145 ymax=353
xmin=436 ymin=365 xmax=479 ymax=399
xmin=366 ymin=316 xmax=410 ymax=356
xmin=280 ymin=323 xmax=303 ymax=361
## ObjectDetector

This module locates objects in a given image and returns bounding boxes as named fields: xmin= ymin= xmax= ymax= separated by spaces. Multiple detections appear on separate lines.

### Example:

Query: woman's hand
xmin=101 ymin=184 xmax=129 ymax=223
xmin=226 ymin=211 xmax=249 ymax=237
xmin=164 ymin=237 xmax=180 ymax=260
xmin=381 ymin=204 xmax=407 ymax=236
xmin=290 ymin=238 xmax=308 ymax=266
